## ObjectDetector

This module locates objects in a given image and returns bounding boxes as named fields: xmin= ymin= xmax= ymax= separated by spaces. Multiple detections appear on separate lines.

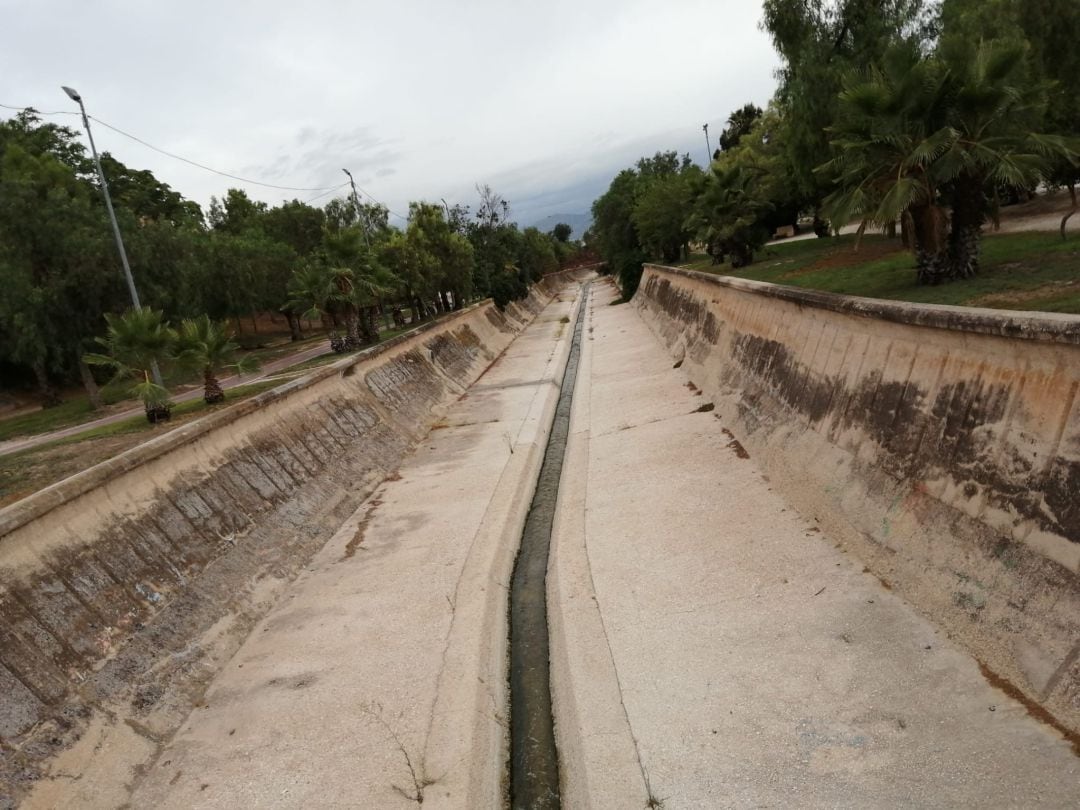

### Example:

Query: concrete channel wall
xmin=635 ymin=264 xmax=1080 ymax=734
xmin=0 ymin=273 xmax=574 ymax=771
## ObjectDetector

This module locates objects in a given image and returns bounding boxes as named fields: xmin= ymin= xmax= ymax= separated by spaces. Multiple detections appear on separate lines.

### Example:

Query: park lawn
xmin=0 ymin=380 xmax=281 ymax=507
xmin=679 ymin=231 xmax=1080 ymax=314
xmin=0 ymin=334 xmax=329 ymax=443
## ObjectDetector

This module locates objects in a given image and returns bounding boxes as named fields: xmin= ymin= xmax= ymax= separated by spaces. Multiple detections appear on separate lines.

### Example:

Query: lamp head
xmin=61 ymin=86 xmax=82 ymax=103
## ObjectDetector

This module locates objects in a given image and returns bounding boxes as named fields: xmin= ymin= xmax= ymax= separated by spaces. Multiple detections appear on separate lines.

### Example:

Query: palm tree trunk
xmin=360 ymin=305 xmax=378 ymax=344
xmin=947 ymin=176 xmax=988 ymax=280
xmin=78 ymin=356 xmax=104 ymax=410
xmin=1062 ymin=184 xmax=1077 ymax=240
xmin=344 ymin=305 xmax=362 ymax=349
xmin=286 ymin=312 xmax=304 ymax=342
xmin=33 ymin=360 xmax=62 ymax=408
xmin=203 ymin=368 xmax=225 ymax=404
xmin=912 ymin=204 xmax=949 ymax=285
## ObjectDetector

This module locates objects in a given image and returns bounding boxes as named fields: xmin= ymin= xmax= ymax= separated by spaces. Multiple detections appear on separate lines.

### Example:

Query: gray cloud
xmin=1 ymin=0 xmax=780 ymax=217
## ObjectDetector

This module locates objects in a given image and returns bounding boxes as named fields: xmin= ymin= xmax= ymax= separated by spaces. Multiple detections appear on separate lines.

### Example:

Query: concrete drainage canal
xmin=508 ymin=282 xmax=589 ymax=809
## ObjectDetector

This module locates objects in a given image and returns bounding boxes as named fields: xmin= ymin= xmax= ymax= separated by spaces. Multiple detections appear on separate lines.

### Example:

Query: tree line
xmin=0 ymin=110 xmax=588 ymax=410
xmin=589 ymin=0 xmax=1080 ymax=297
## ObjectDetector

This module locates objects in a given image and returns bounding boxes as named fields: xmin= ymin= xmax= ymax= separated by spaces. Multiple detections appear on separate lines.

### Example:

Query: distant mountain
xmin=528 ymin=212 xmax=592 ymax=240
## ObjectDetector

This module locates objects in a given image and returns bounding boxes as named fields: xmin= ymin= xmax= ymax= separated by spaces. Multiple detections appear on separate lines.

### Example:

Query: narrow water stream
xmin=508 ymin=282 xmax=589 ymax=809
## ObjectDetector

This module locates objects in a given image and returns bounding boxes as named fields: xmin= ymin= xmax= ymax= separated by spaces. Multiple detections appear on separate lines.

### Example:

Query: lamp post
xmin=63 ymin=86 xmax=163 ymax=387
xmin=703 ymin=123 xmax=712 ymax=166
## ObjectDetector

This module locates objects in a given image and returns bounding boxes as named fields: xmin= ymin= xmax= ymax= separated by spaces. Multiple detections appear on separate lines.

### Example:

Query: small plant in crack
xmin=643 ymin=766 xmax=667 ymax=809
xmin=359 ymin=701 xmax=434 ymax=804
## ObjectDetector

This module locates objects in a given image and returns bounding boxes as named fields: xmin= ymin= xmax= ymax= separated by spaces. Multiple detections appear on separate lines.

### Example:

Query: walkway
xmin=0 ymin=340 xmax=332 ymax=458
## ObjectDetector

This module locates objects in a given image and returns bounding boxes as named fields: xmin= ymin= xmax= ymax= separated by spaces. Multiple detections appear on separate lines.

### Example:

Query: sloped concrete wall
xmin=0 ymin=274 xmax=574 ymax=785
xmin=634 ymin=265 xmax=1080 ymax=734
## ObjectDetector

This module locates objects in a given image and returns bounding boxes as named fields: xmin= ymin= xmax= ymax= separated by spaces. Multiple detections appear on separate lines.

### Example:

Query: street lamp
xmin=703 ymin=123 xmax=712 ymax=166
xmin=63 ymin=86 xmax=163 ymax=387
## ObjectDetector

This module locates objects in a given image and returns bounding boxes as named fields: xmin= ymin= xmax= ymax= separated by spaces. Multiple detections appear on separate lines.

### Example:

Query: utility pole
xmin=342 ymin=168 xmax=369 ymax=246
xmin=63 ymin=86 xmax=164 ymax=387
xmin=703 ymin=123 xmax=712 ymax=167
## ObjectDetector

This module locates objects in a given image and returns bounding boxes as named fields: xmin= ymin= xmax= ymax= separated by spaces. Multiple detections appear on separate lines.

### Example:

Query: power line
xmin=0 ymin=102 xmax=79 ymax=117
xmin=1 ymin=100 xmax=409 ymax=215
xmin=3 ymin=101 xmax=338 ymax=192
xmin=87 ymin=116 xmax=341 ymax=192
xmin=353 ymin=181 xmax=409 ymax=220
xmin=305 ymin=183 xmax=350 ymax=205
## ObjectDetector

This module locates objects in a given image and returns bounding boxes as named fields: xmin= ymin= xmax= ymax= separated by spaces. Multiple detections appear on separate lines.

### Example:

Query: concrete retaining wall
xmin=0 ymin=274 xmax=574 ymax=796
xmin=634 ymin=265 xmax=1080 ymax=734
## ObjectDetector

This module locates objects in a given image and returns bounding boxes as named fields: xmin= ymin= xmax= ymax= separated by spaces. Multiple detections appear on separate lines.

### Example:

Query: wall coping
xmin=0 ymin=299 xmax=496 ymax=539
xmin=644 ymin=264 xmax=1080 ymax=346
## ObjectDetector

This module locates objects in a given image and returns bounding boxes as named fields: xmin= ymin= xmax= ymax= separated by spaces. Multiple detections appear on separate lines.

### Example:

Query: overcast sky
xmin=0 ymin=0 xmax=780 ymax=227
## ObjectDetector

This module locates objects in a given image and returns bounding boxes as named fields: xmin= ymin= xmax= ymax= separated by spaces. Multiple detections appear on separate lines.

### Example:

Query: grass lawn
xmin=0 ymin=334 xmax=333 ymax=443
xmin=679 ymin=231 xmax=1080 ymax=314
xmin=0 ymin=380 xmax=281 ymax=507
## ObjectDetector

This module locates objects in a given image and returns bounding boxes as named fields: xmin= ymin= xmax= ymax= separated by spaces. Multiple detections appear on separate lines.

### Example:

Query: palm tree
xmin=819 ymin=45 xmax=955 ymax=284
xmin=690 ymin=156 xmax=775 ymax=269
xmin=822 ymin=41 xmax=1078 ymax=284
xmin=176 ymin=315 xmax=259 ymax=404
xmin=285 ymin=262 xmax=357 ymax=350
xmin=933 ymin=40 xmax=1078 ymax=278
xmin=323 ymin=228 xmax=397 ymax=344
xmin=83 ymin=307 xmax=176 ymax=423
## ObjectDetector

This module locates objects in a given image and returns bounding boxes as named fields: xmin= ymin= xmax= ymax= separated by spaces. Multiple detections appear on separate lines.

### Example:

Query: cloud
xmin=0 ymin=0 xmax=780 ymax=217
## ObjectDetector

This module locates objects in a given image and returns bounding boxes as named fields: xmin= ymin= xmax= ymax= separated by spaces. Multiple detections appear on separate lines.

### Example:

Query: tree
xmin=717 ymin=103 xmax=763 ymax=153
xmin=519 ymin=227 xmax=559 ymax=282
xmin=467 ymin=187 xmax=521 ymax=305
xmin=761 ymin=0 xmax=934 ymax=214
xmin=83 ymin=308 xmax=175 ymax=422
xmin=822 ymin=40 xmax=1076 ymax=283
xmin=176 ymin=315 xmax=258 ymax=403
xmin=551 ymin=222 xmax=573 ymax=243
xmin=692 ymin=108 xmax=792 ymax=268
xmin=632 ymin=165 xmax=703 ymax=263
xmin=208 ymin=188 xmax=267 ymax=233
xmin=591 ymin=170 xmax=647 ymax=297
xmin=285 ymin=262 xmax=360 ymax=349
xmin=98 ymin=154 xmax=202 ymax=225
xmin=934 ymin=38 xmax=1068 ymax=277
xmin=0 ymin=127 xmax=120 ymax=406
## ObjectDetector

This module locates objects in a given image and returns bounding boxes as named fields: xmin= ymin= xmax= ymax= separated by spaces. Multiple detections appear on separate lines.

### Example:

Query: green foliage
xmin=822 ymin=39 xmax=1078 ymax=281
xmin=761 ymin=0 xmax=934 ymax=207
xmin=691 ymin=134 xmax=778 ymax=268
xmin=83 ymin=307 xmax=175 ymax=411
xmin=551 ymin=222 xmax=573 ymax=243
xmin=632 ymin=162 xmax=703 ymax=264
xmin=0 ymin=113 xmax=558 ymax=413
xmin=520 ymin=227 xmax=560 ymax=282
xmin=176 ymin=315 xmax=258 ymax=402
xmin=717 ymin=104 xmax=763 ymax=153
xmin=591 ymin=170 xmax=647 ymax=297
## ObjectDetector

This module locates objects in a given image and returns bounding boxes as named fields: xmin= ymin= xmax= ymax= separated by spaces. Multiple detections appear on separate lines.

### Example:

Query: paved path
xmin=0 ymin=340 xmax=333 ymax=458
xmin=549 ymin=280 xmax=1080 ymax=807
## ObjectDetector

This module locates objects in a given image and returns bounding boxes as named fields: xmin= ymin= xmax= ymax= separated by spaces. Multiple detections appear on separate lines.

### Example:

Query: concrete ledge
xmin=650 ymin=263 xmax=1080 ymax=344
